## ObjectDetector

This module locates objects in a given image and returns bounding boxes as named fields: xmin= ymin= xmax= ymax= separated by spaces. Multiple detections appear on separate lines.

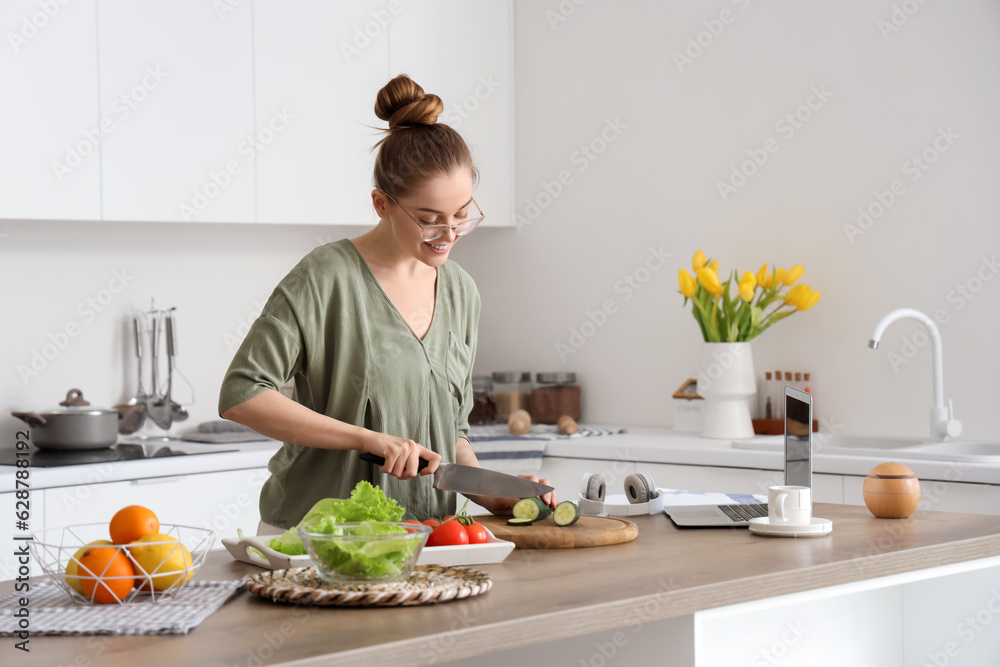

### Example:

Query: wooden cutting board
xmin=477 ymin=515 xmax=638 ymax=549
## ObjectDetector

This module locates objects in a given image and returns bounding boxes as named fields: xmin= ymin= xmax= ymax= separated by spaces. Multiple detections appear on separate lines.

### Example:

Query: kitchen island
xmin=6 ymin=503 xmax=1000 ymax=666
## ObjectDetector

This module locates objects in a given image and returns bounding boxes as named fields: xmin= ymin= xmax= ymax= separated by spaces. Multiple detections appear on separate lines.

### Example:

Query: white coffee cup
xmin=768 ymin=485 xmax=812 ymax=525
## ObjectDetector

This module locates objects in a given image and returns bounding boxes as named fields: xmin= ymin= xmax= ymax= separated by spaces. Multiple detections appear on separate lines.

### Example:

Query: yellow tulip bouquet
xmin=678 ymin=250 xmax=820 ymax=342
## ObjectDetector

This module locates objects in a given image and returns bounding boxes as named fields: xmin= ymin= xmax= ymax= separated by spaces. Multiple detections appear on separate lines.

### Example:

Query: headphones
xmin=581 ymin=471 xmax=660 ymax=504
xmin=624 ymin=472 xmax=658 ymax=504
xmin=583 ymin=471 xmax=610 ymax=502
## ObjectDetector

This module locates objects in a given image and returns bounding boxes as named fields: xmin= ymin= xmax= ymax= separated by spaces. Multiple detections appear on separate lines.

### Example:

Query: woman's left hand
xmin=485 ymin=475 xmax=557 ymax=515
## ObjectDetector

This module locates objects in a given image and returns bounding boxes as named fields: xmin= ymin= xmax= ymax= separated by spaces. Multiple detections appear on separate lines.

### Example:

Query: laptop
xmin=664 ymin=386 xmax=813 ymax=527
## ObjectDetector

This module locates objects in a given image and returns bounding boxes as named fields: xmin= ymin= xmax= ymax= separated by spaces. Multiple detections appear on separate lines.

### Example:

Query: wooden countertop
xmin=10 ymin=504 xmax=1000 ymax=666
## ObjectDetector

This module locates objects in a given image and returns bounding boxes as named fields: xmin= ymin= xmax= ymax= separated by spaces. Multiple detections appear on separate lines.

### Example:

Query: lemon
xmin=65 ymin=539 xmax=113 ymax=595
xmin=127 ymin=534 xmax=193 ymax=591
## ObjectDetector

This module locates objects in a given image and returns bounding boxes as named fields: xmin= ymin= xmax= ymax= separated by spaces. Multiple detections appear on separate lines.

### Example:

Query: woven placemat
xmin=246 ymin=565 xmax=492 ymax=607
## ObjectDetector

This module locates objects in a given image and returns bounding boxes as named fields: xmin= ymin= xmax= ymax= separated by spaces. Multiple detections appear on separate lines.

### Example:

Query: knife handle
xmin=360 ymin=451 xmax=430 ymax=472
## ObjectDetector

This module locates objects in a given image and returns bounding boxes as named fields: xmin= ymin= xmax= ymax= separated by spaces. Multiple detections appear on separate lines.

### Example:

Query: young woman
xmin=219 ymin=74 xmax=554 ymax=529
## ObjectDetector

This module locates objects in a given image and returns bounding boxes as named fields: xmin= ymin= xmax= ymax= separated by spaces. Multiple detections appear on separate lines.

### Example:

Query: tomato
xmin=426 ymin=520 xmax=469 ymax=547
xmin=421 ymin=519 xmax=440 ymax=527
xmin=403 ymin=519 xmax=422 ymax=533
xmin=464 ymin=521 xmax=489 ymax=544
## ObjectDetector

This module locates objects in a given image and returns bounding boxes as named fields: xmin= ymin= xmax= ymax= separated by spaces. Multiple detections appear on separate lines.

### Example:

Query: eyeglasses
xmin=382 ymin=192 xmax=485 ymax=242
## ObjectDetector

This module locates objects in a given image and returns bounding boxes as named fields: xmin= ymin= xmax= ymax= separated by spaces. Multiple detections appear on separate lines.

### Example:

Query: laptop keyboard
xmin=719 ymin=503 xmax=768 ymax=523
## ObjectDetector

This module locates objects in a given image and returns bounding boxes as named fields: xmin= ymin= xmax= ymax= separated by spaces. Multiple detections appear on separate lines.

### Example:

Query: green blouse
xmin=218 ymin=239 xmax=480 ymax=527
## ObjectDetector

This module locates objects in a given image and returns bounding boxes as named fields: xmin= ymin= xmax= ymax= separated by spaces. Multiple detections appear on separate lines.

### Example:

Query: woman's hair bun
xmin=371 ymin=74 xmax=475 ymax=198
xmin=374 ymin=74 xmax=444 ymax=130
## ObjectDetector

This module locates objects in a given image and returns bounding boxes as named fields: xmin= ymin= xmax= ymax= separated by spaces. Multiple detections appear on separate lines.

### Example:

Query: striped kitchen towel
xmin=0 ymin=578 xmax=245 ymax=636
xmin=468 ymin=423 xmax=626 ymax=443
xmin=469 ymin=439 xmax=548 ymax=475
xmin=468 ymin=424 xmax=626 ymax=475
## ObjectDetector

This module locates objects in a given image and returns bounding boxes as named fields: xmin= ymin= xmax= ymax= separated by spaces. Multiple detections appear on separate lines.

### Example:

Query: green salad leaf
xmin=268 ymin=481 xmax=406 ymax=556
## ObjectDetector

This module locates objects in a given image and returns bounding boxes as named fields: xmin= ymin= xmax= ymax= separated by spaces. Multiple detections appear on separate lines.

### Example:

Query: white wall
xmin=0 ymin=221 xmax=369 ymax=434
xmin=453 ymin=0 xmax=1000 ymax=441
xmin=3 ymin=0 xmax=999 ymax=444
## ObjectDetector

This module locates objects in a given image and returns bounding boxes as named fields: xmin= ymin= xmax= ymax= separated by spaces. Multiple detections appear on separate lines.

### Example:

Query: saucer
xmin=748 ymin=516 xmax=832 ymax=537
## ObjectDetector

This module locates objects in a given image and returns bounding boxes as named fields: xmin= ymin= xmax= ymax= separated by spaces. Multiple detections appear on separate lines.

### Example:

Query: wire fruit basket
xmin=30 ymin=523 xmax=215 ymax=605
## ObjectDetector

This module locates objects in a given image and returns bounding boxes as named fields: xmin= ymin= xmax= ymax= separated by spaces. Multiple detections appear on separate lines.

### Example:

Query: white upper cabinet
xmin=253 ymin=0 xmax=389 ymax=226
xmin=388 ymin=0 xmax=514 ymax=229
xmin=0 ymin=2 xmax=512 ymax=226
xmin=96 ymin=0 xmax=255 ymax=223
xmin=0 ymin=0 xmax=101 ymax=220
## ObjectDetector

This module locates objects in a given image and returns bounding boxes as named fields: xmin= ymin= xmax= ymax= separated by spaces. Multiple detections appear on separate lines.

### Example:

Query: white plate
xmin=748 ymin=516 xmax=833 ymax=537
xmin=222 ymin=528 xmax=514 ymax=570
xmin=416 ymin=531 xmax=515 ymax=566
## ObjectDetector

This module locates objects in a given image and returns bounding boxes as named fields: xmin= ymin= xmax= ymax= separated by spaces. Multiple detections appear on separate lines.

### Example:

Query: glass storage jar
xmin=492 ymin=372 xmax=532 ymax=422
xmin=530 ymin=372 xmax=582 ymax=424
xmin=468 ymin=375 xmax=497 ymax=425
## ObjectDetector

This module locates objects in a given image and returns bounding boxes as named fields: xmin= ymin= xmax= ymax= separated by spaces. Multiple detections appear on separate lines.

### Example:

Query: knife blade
xmin=359 ymin=452 xmax=554 ymax=498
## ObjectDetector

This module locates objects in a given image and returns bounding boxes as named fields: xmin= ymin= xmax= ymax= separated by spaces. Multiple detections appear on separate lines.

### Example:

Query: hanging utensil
xmin=117 ymin=317 xmax=148 ymax=435
xmin=147 ymin=314 xmax=173 ymax=430
xmin=165 ymin=314 xmax=188 ymax=422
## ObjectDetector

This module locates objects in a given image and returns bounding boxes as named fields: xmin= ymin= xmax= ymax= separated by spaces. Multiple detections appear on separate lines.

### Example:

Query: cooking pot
xmin=11 ymin=388 xmax=118 ymax=450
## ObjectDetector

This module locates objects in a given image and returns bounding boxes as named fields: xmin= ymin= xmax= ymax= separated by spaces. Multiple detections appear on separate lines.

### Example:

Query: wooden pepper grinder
xmin=863 ymin=462 xmax=921 ymax=518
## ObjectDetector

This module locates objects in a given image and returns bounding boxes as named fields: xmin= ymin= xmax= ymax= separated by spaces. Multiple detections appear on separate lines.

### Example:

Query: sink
xmin=892 ymin=442 xmax=1000 ymax=462
xmin=815 ymin=436 xmax=926 ymax=452
xmin=732 ymin=436 xmax=1000 ymax=462
xmin=731 ymin=435 xmax=924 ymax=453
xmin=821 ymin=438 xmax=1000 ymax=462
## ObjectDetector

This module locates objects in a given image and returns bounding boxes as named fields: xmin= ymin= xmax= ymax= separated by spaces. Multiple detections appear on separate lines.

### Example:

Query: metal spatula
xmin=117 ymin=317 xmax=147 ymax=434
xmin=147 ymin=316 xmax=173 ymax=430
xmin=165 ymin=314 xmax=188 ymax=422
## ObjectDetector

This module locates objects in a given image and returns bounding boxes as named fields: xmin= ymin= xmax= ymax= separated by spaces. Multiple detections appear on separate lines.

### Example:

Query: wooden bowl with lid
xmin=863 ymin=462 xmax=921 ymax=519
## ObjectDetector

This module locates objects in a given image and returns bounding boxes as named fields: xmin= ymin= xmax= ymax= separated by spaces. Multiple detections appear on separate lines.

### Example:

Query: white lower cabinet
xmin=539 ymin=458 xmax=845 ymax=505
xmin=537 ymin=456 xmax=638 ymax=503
xmin=43 ymin=468 xmax=270 ymax=546
xmin=843 ymin=475 xmax=1000 ymax=516
xmin=458 ymin=456 xmax=621 ymax=516
xmin=639 ymin=462 xmax=844 ymax=504
xmin=541 ymin=456 xmax=998 ymax=516
xmin=0 ymin=491 xmax=45 ymax=580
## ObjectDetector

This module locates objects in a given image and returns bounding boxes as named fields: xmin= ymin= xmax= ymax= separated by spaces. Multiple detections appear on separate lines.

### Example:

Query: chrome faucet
xmin=868 ymin=308 xmax=961 ymax=442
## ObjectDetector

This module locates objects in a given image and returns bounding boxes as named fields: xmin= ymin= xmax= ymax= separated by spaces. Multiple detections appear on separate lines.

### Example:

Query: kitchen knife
xmin=359 ymin=452 xmax=554 ymax=498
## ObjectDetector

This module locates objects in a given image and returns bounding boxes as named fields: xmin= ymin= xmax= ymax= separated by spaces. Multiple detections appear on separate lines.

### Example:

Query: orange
xmin=128 ymin=534 xmax=193 ymax=591
xmin=65 ymin=539 xmax=112 ymax=595
xmin=77 ymin=545 xmax=135 ymax=604
xmin=109 ymin=505 xmax=159 ymax=545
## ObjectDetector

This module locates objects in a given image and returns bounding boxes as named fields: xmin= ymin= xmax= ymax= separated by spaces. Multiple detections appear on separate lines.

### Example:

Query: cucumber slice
xmin=512 ymin=497 xmax=551 ymax=522
xmin=553 ymin=501 xmax=581 ymax=527
xmin=506 ymin=517 xmax=534 ymax=526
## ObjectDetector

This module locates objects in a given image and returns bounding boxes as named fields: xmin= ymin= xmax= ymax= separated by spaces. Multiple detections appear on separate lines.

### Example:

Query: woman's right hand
xmin=360 ymin=431 xmax=442 ymax=480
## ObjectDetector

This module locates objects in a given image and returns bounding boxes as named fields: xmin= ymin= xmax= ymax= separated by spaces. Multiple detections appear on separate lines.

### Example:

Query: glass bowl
xmin=296 ymin=520 xmax=432 ymax=585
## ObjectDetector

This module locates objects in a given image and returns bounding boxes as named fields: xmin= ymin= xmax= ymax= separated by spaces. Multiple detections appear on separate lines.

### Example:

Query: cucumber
xmin=512 ymin=497 xmax=551 ymax=522
xmin=553 ymin=501 xmax=581 ymax=527
xmin=506 ymin=517 xmax=534 ymax=526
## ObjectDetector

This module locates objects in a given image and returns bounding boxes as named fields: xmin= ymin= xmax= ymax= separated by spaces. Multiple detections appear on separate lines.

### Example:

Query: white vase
xmin=697 ymin=342 xmax=756 ymax=439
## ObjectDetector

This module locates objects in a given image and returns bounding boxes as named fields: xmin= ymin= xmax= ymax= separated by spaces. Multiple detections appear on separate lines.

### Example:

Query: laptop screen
xmin=784 ymin=386 xmax=813 ymax=488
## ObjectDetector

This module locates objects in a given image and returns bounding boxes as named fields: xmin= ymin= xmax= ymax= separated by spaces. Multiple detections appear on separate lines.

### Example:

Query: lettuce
xmin=268 ymin=481 xmax=406 ymax=556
